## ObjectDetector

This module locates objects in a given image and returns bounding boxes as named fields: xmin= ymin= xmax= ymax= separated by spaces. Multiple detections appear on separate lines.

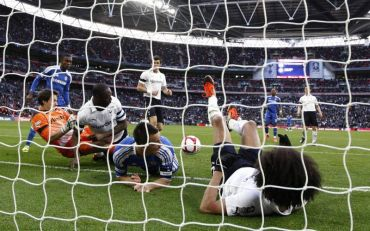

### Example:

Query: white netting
xmin=0 ymin=0 xmax=370 ymax=230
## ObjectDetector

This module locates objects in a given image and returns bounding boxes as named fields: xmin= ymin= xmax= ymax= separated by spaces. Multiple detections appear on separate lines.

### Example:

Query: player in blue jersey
xmin=22 ymin=55 xmax=73 ymax=153
xmin=113 ymin=122 xmax=179 ymax=193
xmin=264 ymin=88 xmax=282 ymax=142
xmin=286 ymin=115 xmax=293 ymax=131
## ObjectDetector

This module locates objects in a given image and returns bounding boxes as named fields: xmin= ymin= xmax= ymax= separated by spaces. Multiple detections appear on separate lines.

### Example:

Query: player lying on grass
xmin=31 ymin=89 xmax=113 ymax=168
xmin=199 ymin=75 xmax=321 ymax=216
xmin=113 ymin=122 xmax=179 ymax=193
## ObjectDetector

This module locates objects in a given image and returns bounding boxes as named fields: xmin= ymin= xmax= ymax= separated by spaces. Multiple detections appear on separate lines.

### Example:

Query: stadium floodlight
xmin=130 ymin=0 xmax=177 ymax=15
xmin=0 ymin=0 xmax=368 ymax=48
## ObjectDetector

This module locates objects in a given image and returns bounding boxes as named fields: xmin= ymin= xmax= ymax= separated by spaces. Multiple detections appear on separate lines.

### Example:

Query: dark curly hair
xmin=133 ymin=122 xmax=159 ymax=145
xmin=254 ymin=148 xmax=321 ymax=208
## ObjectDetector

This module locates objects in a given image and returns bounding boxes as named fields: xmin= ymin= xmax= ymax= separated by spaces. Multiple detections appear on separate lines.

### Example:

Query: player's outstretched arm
xmin=199 ymin=171 xmax=225 ymax=214
xmin=133 ymin=177 xmax=171 ymax=193
xmin=162 ymin=86 xmax=172 ymax=96
xmin=91 ymin=119 xmax=128 ymax=142
xmin=117 ymin=174 xmax=141 ymax=185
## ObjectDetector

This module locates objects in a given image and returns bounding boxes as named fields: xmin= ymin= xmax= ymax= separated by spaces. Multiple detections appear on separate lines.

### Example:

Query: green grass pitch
xmin=0 ymin=121 xmax=369 ymax=230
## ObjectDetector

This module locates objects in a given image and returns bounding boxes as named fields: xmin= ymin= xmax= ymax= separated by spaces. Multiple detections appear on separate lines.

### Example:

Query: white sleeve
xmin=113 ymin=97 xmax=126 ymax=122
xmin=139 ymin=71 xmax=148 ymax=84
xmin=77 ymin=111 xmax=86 ymax=132
xmin=314 ymin=96 xmax=318 ymax=105
xmin=299 ymin=96 xmax=303 ymax=104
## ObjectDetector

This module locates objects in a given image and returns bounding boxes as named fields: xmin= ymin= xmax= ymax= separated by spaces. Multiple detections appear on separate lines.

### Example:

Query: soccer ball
xmin=181 ymin=135 xmax=201 ymax=154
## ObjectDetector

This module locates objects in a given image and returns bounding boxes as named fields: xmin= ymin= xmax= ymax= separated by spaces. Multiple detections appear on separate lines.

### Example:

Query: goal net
xmin=0 ymin=0 xmax=369 ymax=230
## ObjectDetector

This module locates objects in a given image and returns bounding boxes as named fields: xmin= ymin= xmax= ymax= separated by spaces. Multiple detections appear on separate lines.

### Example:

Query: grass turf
xmin=0 ymin=121 xmax=369 ymax=230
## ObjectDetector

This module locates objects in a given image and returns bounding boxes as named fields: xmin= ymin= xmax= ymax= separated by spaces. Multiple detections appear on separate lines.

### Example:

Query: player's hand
xmin=296 ymin=112 xmax=301 ymax=117
xmin=61 ymin=115 xmax=76 ymax=133
xmin=134 ymin=184 xmax=151 ymax=193
xmin=165 ymin=89 xmax=172 ymax=96
xmin=25 ymin=93 xmax=33 ymax=103
xmin=278 ymin=134 xmax=292 ymax=146
xmin=130 ymin=174 xmax=141 ymax=184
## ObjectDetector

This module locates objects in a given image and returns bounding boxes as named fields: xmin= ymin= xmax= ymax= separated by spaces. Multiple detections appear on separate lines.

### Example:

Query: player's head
xmin=38 ymin=89 xmax=58 ymax=110
xmin=271 ymin=88 xmax=277 ymax=96
xmin=59 ymin=55 xmax=73 ymax=71
xmin=152 ymin=55 xmax=161 ymax=71
xmin=133 ymin=122 xmax=161 ymax=155
xmin=254 ymin=148 xmax=321 ymax=208
xmin=92 ymin=84 xmax=112 ymax=109
xmin=304 ymin=86 xmax=310 ymax=95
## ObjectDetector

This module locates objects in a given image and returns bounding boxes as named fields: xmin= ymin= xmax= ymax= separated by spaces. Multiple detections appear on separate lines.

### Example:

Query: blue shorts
xmin=213 ymin=143 xmax=260 ymax=181
xmin=265 ymin=113 xmax=277 ymax=126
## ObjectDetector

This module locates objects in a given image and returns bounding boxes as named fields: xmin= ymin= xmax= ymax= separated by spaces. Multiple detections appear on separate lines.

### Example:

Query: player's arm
xmin=161 ymin=75 xmax=172 ymax=96
xmin=161 ymin=86 xmax=172 ymax=96
xmin=315 ymin=102 xmax=323 ymax=118
xmin=199 ymin=171 xmax=226 ymax=214
xmin=117 ymin=174 xmax=141 ymax=185
xmin=136 ymin=72 xmax=158 ymax=96
xmin=133 ymin=177 xmax=171 ymax=193
xmin=63 ymin=76 xmax=71 ymax=108
xmin=26 ymin=74 xmax=43 ymax=101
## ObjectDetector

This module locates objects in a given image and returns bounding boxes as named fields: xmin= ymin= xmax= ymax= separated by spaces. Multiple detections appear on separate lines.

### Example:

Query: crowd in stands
xmin=1 ymin=4 xmax=370 ymax=128
xmin=1 ymin=73 xmax=369 ymax=128
xmin=1 ymin=5 xmax=369 ymax=69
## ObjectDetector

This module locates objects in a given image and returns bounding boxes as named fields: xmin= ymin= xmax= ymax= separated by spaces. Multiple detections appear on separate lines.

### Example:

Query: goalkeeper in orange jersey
xmin=31 ymin=89 xmax=112 ymax=168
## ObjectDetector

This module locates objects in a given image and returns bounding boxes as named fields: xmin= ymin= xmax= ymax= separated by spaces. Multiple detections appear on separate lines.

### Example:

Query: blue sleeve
xmin=63 ymin=76 xmax=71 ymax=106
xmin=29 ymin=75 xmax=43 ymax=92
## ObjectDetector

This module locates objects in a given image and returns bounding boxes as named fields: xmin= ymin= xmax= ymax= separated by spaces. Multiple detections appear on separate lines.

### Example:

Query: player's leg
xmin=155 ymin=107 xmax=164 ymax=131
xmin=264 ymin=113 xmax=270 ymax=139
xmin=204 ymin=76 xmax=232 ymax=144
xmin=311 ymin=113 xmax=319 ymax=143
xmin=22 ymin=126 xmax=37 ymax=152
xmin=227 ymin=106 xmax=248 ymax=136
xmin=300 ymin=112 xmax=309 ymax=144
xmin=272 ymin=114 xmax=278 ymax=142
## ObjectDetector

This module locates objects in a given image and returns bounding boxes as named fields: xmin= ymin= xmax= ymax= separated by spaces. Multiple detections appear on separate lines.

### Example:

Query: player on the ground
xmin=286 ymin=114 xmax=293 ymax=131
xmin=136 ymin=55 xmax=172 ymax=131
xmin=23 ymin=55 xmax=73 ymax=153
xmin=264 ymin=88 xmax=282 ymax=142
xmin=199 ymin=75 xmax=321 ymax=216
xmin=297 ymin=87 xmax=323 ymax=144
xmin=31 ymin=90 xmax=109 ymax=167
xmin=74 ymin=84 xmax=128 ymax=160
xmin=113 ymin=122 xmax=179 ymax=193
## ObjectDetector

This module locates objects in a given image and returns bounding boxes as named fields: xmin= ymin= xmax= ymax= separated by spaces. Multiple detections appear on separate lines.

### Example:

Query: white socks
xmin=312 ymin=131 xmax=318 ymax=143
xmin=228 ymin=119 xmax=247 ymax=136
xmin=207 ymin=96 xmax=222 ymax=123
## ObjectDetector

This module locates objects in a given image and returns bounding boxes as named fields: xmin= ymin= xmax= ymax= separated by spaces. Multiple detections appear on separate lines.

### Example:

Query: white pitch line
xmin=0 ymin=160 xmax=369 ymax=192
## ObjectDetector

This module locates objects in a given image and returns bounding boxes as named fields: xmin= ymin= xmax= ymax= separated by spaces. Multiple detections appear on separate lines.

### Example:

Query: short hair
xmin=254 ymin=148 xmax=321 ymax=208
xmin=133 ymin=122 xmax=159 ymax=145
xmin=37 ymin=89 xmax=58 ymax=105
xmin=153 ymin=55 xmax=161 ymax=61
xmin=92 ymin=83 xmax=110 ymax=98
xmin=59 ymin=54 xmax=72 ymax=62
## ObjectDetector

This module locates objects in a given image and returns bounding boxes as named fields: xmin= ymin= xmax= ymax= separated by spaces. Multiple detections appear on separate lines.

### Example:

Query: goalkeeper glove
xmin=61 ymin=115 xmax=76 ymax=134
xmin=278 ymin=134 xmax=292 ymax=146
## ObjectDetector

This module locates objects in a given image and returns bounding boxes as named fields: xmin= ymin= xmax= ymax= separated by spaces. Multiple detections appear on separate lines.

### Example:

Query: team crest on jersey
xmin=34 ymin=120 xmax=41 ymax=128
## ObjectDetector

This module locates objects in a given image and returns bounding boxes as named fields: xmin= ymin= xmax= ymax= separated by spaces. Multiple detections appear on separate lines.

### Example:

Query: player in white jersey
xmin=297 ymin=87 xmax=323 ymax=144
xmin=199 ymin=75 xmax=321 ymax=217
xmin=74 ymin=84 xmax=128 ymax=159
xmin=136 ymin=55 xmax=172 ymax=131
